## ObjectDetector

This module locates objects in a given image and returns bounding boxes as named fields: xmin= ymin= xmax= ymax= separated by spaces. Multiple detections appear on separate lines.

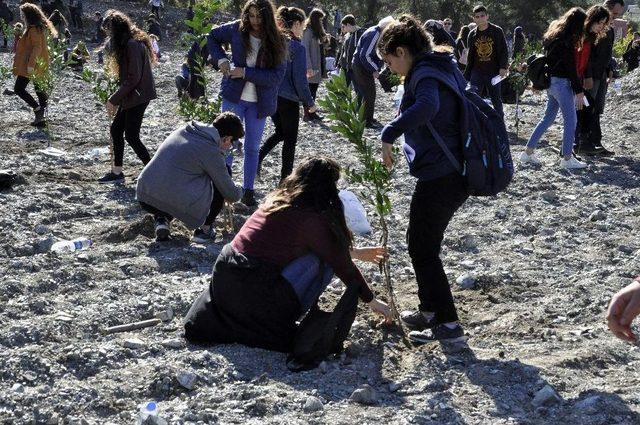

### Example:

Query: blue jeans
xmin=526 ymin=77 xmax=577 ymax=157
xmin=282 ymin=254 xmax=334 ymax=313
xmin=222 ymin=99 xmax=267 ymax=190
xmin=469 ymin=71 xmax=504 ymax=118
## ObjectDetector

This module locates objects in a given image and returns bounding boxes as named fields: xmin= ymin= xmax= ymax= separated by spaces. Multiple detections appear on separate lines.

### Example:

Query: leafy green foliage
xmin=178 ymin=95 xmax=221 ymax=122
xmin=613 ymin=30 xmax=634 ymax=59
xmin=81 ymin=67 xmax=119 ymax=104
xmin=184 ymin=0 xmax=226 ymax=42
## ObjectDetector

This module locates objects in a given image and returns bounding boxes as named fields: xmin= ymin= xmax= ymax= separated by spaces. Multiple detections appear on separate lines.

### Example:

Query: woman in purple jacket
xmin=258 ymin=6 xmax=316 ymax=183
xmin=207 ymin=0 xmax=287 ymax=206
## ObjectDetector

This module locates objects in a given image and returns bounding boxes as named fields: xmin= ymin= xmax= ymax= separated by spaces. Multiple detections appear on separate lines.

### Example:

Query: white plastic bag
xmin=339 ymin=190 xmax=372 ymax=236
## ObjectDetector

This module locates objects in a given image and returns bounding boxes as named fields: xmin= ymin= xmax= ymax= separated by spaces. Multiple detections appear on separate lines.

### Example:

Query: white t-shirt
xmin=240 ymin=35 xmax=261 ymax=102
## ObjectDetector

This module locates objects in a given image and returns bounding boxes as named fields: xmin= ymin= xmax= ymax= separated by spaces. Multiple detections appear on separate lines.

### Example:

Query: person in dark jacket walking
xmin=207 ymin=0 xmax=287 ymax=207
xmin=519 ymin=8 xmax=588 ymax=170
xmin=336 ymin=14 xmax=363 ymax=88
xmin=183 ymin=156 xmax=392 ymax=352
xmin=512 ymin=26 xmax=526 ymax=58
xmin=464 ymin=5 xmax=509 ymax=117
xmin=136 ymin=113 xmax=244 ymax=242
xmin=352 ymin=15 xmax=393 ymax=129
xmin=258 ymin=6 xmax=317 ymax=182
xmin=378 ymin=15 xmax=469 ymax=344
xmin=99 ymin=10 xmax=157 ymax=184
xmin=579 ymin=0 xmax=625 ymax=156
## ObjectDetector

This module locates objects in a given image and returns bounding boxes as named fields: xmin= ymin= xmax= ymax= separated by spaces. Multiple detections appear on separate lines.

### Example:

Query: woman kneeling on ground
xmin=184 ymin=156 xmax=392 ymax=352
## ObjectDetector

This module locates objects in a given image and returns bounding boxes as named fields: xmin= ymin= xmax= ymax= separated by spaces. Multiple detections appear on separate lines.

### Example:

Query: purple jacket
xmin=207 ymin=21 xmax=287 ymax=119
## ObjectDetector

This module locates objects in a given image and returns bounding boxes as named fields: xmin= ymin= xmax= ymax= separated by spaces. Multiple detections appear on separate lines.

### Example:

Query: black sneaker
xmin=400 ymin=310 xmax=437 ymax=331
xmin=97 ymin=172 xmax=125 ymax=184
xmin=192 ymin=227 xmax=216 ymax=243
xmin=155 ymin=217 xmax=171 ymax=241
xmin=365 ymin=119 xmax=383 ymax=129
xmin=409 ymin=324 xmax=467 ymax=344
xmin=30 ymin=106 xmax=46 ymax=127
xmin=593 ymin=146 xmax=615 ymax=157
xmin=574 ymin=144 xmax=601 ymax=156
xmin=241 ymin=189 xmax=257 ymax=207
xmin=3 ymin=88 xmax=15 ymax=96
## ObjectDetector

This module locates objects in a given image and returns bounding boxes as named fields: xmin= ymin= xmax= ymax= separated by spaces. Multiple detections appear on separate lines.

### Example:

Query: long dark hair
xmin=276 ymin=6 xmax=305 ymax=39
xmin=239 ymin=0 xmax=286 ymax=68
xmin=306 ymin=8 xmax=326 ymax=40
xmin=378 ymin=14 xmax=433 ymax=57
xmin=262 ymin=157 xmax=353 ymax=249
xmin=457 ymin=25 xmax=470 ymax=43
xmin=48 ymin=9 xmax=67 ymax=27
xmin=544 ymin=7 xmax=587 ymax=47
xmin=20 ymin=2 xmax=57 ymax=37
xmin=584 ymin=5 xmax=611 ymax=44
xmin=102 ymin=10 xmax=155 ymax=76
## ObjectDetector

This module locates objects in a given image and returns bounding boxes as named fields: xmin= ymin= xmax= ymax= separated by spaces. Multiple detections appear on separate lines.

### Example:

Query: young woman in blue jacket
xmin=258 ymin=6 xmax=316 ymax=183
xmin=207 ymin=0 xmax=287 ymax=206
xmin=378 ymin=15 xmax=469 ymax=344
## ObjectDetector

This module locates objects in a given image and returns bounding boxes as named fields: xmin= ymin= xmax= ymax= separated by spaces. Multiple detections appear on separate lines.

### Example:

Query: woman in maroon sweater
xmin=184 ymin=157 xmax=392 ymax=352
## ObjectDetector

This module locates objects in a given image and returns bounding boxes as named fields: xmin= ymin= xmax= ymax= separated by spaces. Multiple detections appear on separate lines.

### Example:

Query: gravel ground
xmin=1 ymin=2 xmax=640 ymax=423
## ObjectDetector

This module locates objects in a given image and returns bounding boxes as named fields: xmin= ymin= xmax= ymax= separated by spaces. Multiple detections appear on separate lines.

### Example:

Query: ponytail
xmin=378 ymin=14 xmax=432 ymax=57
xmin=276 ymin=5 xmax=305 ymax=33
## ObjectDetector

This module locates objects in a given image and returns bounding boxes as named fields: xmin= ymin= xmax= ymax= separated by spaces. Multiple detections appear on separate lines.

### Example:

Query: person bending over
xmin=136 ymin=112 xmax=244 ymax=242
xmin=183 ymin=156 xmax=392 ymax=352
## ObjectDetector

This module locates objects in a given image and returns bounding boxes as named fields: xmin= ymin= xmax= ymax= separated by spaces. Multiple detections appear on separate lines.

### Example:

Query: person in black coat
xmin=0 ymin=0 xmax=14 ymax=48
xmin=623 ymin=32 xmax=640 ymax=73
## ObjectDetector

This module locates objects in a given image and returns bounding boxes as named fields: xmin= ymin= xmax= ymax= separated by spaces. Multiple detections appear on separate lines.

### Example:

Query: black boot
xmin=30 ymin=107 xmax=46 ymax=127
xmin=241 ymin=189 xmax=257 ymax=207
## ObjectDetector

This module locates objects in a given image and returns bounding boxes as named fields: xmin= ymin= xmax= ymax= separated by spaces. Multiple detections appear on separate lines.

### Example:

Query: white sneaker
xmin=560 ymin=156 xmax=588 ymax=170
xmin=519 ymin=151 xmax=541 ymax=165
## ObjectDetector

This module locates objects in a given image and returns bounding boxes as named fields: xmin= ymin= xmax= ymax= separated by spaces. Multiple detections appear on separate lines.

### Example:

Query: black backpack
xmin=526 ymin=54 xmax=551 ymax=90
xmin=425 ymin=72 xmax=514 ymax=197
xmin=286 ymin=285 xmax=358 ymax=372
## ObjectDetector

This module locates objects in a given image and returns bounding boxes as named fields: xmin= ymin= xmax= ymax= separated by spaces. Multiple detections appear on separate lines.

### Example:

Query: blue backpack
xmin=426 ymin=73 xmax=514 ymax=197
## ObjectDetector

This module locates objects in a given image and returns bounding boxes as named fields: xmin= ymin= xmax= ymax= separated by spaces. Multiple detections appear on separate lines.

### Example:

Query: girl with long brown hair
xmin=302 ymin=7 xmax=326 ymax=121
xmin=184 ymin=156 xmax=392 ymax=352
xmin=12 ymin=2 xmax=56 ymax=127
xmin=207 ymin=0 xmax=288 ymax=207
xmin=98 ymin=10 xmax=157 ymax=184
xmin=520 ymin=7 xmax=589 ymax=170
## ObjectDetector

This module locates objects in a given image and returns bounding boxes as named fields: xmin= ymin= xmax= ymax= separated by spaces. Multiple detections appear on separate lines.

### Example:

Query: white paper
xmin=583 ymin=96 xmax=589 ymax=107
xmin=491 ymin=74 xmax=507 ymax=86
xmin=338 ymin=190 xmax=372 ymax=236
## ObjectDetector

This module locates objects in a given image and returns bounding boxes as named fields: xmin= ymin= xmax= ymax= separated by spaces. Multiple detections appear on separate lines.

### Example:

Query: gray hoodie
xmin=136 ymin=121 xmax=242 ymax=229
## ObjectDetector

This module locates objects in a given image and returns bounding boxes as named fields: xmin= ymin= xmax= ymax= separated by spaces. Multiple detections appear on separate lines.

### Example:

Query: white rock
xmin=303 ymin=396 xmax=324 ymax=412
xmin=588 ymin=210 xmax=606 ymax=222
xmin=122 ymin=338 xmax=146 ymax=350
xmin=176 ymin=371 xmax=197 ymax=390
xmin=154 ymin=307 xmax=174 ymax=322
xmin=532 ymin=385 xmax=561 ymax=407
xmin=161 ymin=338 xmax=184 ymax=349
xmin=350 ymin=384 xmax=378 ymax=405
xmin=456 ymin=273 xmax=476 ymax=289
xmin=11 ymin=383 xmax=24 ymax=393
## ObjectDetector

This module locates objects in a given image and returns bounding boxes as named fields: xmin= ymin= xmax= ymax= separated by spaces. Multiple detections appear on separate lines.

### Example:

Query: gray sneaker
xmin=400 ymin=310 xmax=438 ymax=331
xmin=192 ymin=227 xmax=216 ymax=243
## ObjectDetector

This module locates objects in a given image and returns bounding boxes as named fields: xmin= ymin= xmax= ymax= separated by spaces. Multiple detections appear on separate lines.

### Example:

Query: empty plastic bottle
xmin=50 ymin=238 xmax=93 ymax=253
xmin=613 ymin=80 xmax=622 ymax=96
xmin=393 ymin=85 xmax=404 ymax=110
xmin=136 ymin=401 xmax=162 ymax=425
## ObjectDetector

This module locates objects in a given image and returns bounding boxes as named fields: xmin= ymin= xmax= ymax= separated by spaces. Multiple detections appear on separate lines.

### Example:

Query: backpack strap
xmin=425 ymin=122 xmax=463 ymax=173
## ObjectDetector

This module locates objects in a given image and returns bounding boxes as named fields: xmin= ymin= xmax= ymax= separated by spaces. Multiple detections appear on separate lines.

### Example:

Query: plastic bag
xmin=339 ymin=190 xmax=372 ymax=236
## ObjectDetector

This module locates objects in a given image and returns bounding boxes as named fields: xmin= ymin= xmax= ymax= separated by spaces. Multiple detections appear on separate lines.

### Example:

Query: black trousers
xmin=407 ymin=173 xmax=468 ymax=324
xmin=259 ymin=96 xmax=300 ymax=181
xmin=309 ymin=82 xmax=319 ymax=100
xmin=140 ymin=181 xmax=226 ymax=227
xmin=352 ymin=62 xmax=376 ymax=124
xmin=110 ymin=102 xmax=151 ymax=167
xmin=14 ymin=76 xmax=48 ymax=110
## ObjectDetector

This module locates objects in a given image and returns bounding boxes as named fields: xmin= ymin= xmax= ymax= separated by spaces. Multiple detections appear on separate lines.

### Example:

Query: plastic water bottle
xmin=393 ymin=85 xmax=404 ymax=110
xmin=613 ymin=80 xmax=622 ymax=96
xmin=51 ymin=238 xmax=93 ymax=253
xmin=136 ymin=401 xmax=158 ymax=424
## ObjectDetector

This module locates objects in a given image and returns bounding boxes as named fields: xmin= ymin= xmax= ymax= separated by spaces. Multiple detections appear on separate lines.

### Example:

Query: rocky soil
xmin=1 ymin=2 xmax=640 ymax=424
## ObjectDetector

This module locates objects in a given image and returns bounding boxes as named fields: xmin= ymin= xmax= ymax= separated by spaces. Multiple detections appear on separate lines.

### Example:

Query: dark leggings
xmin=14 ymin=76 xmax=48 ymax=110
xmin=110 ymin=102 xmax=151 ymax=167
xmin=408 ymin=173 xmax=468 ymax=324
xmin=259 ymin=96 xmax=300 ymax=181
xmin=139 ymin=166 xmax=230 ymax=226
xmin=309 ymin=83 xmax=319 ymax=100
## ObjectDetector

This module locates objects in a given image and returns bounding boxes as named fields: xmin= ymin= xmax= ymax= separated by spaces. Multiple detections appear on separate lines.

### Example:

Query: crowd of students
xmin=2 ymin=0 xmax=639 ymax=355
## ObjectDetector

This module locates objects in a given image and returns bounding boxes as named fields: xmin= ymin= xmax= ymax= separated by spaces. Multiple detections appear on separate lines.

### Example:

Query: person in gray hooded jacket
xmin=136 ymin=112 xmax=245 ymax=242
